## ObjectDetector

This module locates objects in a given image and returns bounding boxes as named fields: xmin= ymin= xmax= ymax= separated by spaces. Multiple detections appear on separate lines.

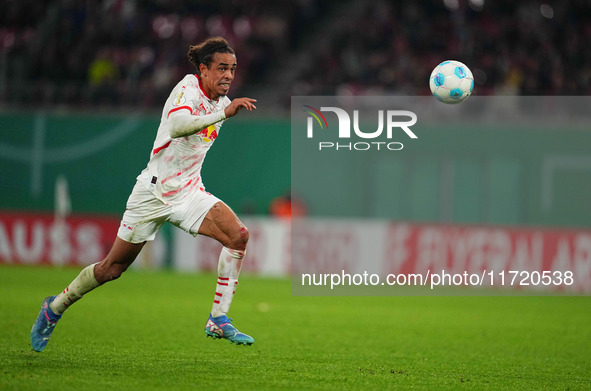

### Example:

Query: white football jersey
xmin=137 ymin=74 xmax=231 ymax=203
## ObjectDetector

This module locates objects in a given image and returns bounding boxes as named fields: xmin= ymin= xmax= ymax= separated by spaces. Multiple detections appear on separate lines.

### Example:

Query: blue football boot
xmin=204 ymin=314 xmax=254 ymax=345
xmin=30 ymin=296 xmax=62 ymax=352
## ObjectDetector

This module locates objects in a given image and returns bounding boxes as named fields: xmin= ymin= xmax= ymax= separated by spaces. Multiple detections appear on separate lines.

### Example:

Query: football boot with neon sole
xmin=31 ymin=296 xmax=62 ymax=352
xmin=204 ymin=314 xmax=254 ymax=345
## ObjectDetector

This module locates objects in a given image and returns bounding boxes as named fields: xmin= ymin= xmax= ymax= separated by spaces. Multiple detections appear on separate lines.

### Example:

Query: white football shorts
xmin=117 ymin=181 xmax=220 ymax=243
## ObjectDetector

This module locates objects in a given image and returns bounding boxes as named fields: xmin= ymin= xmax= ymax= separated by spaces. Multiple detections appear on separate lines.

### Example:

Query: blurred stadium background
xmin=2 ymin=0 xmax=590 ymax=110
xmin=1 ymin=1 xmax=591 ymax=390
xmin=1 ymin=0 xmax=590 ymax=281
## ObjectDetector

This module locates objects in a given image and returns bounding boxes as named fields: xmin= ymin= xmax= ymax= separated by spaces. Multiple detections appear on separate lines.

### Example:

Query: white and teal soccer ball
xmin=429 ymin=60 xmax=474 ymax=104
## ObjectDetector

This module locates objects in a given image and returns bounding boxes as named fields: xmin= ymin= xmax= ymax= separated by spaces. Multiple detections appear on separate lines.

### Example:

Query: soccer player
xmin=30 ymin=37 xmax=257 ymax=351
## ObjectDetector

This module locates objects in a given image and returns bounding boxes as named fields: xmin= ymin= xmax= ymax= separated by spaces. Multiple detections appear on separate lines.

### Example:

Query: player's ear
xmin=199 ymin=63 xmax=208 ymax=77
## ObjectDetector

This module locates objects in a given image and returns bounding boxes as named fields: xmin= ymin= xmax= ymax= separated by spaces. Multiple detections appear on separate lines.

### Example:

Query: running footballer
xmin=31 ymin=37 xmax=257 ymax=351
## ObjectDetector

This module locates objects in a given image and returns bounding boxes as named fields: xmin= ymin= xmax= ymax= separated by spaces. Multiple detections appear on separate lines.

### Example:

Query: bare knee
xmin=200 ymin=202 xmax=249 ymax=250
xmin=94 ymin=260 xmax=131 ymax=284
xmin=226 ymin=225 xmax=249 ymax=251
xmin=93 ymin=237 xmax=144 ymax=284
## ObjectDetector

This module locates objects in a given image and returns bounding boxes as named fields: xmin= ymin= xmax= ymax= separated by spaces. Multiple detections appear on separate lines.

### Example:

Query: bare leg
xmin=200 ymin=202 xmax=253 ymax=344
xmin=32 ymin=236 xmax=147 ymax=352
xmin=198 ymin=202 xmax=249 ymax=250
xmin=199 ymin=202 xmax=249 ymax=317
xmin=50 ymin=237 xmax=145 ymax=314
xmin=94 ymin=237 xmax=146 ymax=284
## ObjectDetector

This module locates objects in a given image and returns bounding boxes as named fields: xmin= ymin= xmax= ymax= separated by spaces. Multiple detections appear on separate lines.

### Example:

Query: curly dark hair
xmin=187 ymin=37 xmax=235 ymax=75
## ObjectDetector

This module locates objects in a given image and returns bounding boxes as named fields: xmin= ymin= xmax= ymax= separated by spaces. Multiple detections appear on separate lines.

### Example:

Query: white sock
xmin=211 ymin=247 xmax=244 ymax=318
xmin=50 ymin=263 xmax=101 ymax=315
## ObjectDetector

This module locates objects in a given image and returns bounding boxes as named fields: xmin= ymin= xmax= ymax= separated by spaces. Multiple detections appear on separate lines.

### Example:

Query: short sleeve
xmin=167 ymin=78 xmax=202 ymax=118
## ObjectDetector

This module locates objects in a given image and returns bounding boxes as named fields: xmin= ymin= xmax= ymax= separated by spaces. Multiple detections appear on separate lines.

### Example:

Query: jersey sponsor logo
xmin=198 ymin=125 xmax=218 ymax=143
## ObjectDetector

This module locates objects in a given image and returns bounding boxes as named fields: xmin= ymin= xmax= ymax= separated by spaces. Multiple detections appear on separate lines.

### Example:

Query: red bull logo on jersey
xmin=303 ymin=105 xmax=418 ymax=151
xmin=198 ymin=125 xmax=218 ymax=143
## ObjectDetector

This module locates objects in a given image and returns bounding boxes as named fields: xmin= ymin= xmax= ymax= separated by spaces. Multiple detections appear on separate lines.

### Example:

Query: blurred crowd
xmin=0 ymin=0 xmax=328 ymax=108
xmin=0 ymin=0 xmax=589 ymax=110
xmin=290 ymin=0 xmax=591 ymax=97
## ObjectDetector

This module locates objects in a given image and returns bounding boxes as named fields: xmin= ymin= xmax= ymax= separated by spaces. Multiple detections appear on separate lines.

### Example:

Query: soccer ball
xmin=429 ymin=60 xmax=474 ymax=104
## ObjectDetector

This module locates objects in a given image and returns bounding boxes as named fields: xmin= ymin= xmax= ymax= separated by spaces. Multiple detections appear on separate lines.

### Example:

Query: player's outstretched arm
xmin=168 ymin=97 xmax=256 ymax=139
xmin=169 ymin=110 xmax=226 ymax=138
xmin=224 ymin=98 xmax=257 ymax=118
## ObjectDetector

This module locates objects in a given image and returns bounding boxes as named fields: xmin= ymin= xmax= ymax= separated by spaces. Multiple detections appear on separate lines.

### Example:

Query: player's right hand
xmin=225 ymin=98 xmax=257 ymax=118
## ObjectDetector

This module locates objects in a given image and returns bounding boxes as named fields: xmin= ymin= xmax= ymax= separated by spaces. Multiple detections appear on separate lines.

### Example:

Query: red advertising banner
xmin=384 ymin=223 xmax=591 ymax=293
xmin=174 ymin=218 xmax=291 ymax=276
xmin=3 ymin=212 xmax=590 ymax=293
xmin=0 ymin=213 xmax=120 ymax=266
xmin=291 ymin=220 xmax=591 ymax=293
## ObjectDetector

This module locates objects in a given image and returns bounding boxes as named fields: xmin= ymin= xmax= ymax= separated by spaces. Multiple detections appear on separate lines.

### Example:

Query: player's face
xmin=200 ymin=53 xmax=237 ymax=99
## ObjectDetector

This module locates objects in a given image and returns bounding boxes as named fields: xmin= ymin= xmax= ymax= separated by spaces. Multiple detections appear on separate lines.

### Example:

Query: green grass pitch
xmin=1 ymin=265 xmax=589 ymax=390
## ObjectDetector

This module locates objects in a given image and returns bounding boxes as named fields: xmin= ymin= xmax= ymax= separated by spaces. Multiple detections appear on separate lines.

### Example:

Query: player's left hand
xmin=225 ymin=98 xmax=257 ymax=118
